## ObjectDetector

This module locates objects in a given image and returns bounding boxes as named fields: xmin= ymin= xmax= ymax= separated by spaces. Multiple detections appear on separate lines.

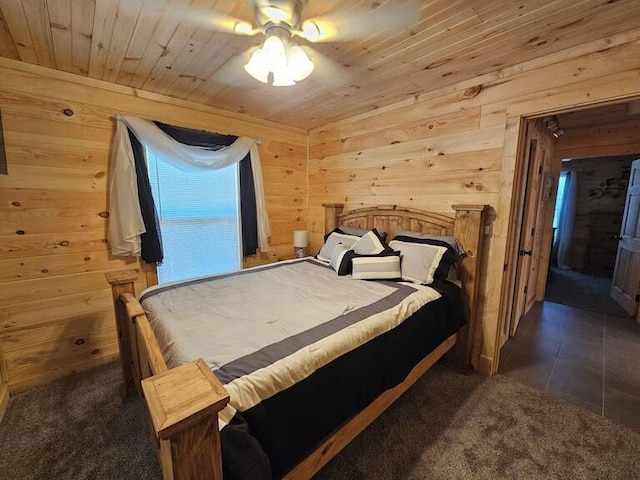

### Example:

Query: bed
xmin=106 ymin=203 xmax=488 ymax=480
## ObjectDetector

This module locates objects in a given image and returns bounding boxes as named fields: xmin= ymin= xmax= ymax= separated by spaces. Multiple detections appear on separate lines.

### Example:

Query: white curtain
xmin=556 ymin=170 xmax=578 ymax=269
xmin=108 ymin=115 xmax=270 ymax=256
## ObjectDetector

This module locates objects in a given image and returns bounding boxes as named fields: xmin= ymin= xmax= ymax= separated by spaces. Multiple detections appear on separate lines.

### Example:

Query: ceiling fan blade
xmin=182 ymin=7 xmax=257 ymax=36
xmin=302 ymin=46 xmax=354 ymax=90
xmin=210 ymin=48 xmax=259 ymax=87
xmin=299 ymin=0 xmax=421 ymax=42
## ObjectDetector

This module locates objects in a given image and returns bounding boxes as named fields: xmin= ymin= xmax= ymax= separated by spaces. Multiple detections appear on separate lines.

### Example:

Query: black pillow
xmin=323 ymin=227 xmax=388 ymax=243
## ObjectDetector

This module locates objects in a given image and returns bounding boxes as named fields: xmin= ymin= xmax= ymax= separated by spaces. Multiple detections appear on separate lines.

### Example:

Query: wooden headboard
xmin=323 ymin=203 xmax=488 ymax=372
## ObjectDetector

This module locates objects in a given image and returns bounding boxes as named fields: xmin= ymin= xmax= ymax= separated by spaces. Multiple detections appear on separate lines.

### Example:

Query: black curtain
xmin=126 ymin=121 xmax=260 ymax=263
xmin=128 ymin=130 xmax=164 ymax=265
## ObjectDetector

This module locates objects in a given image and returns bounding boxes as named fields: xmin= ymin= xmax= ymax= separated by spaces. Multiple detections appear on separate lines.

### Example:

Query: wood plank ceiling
xmin=1 ymin=0 xmax=640 ymax=130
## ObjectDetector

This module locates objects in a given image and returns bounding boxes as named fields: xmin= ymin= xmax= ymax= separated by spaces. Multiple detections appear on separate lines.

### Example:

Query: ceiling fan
xmin=195 ymin=0 xmax=421 ymax=87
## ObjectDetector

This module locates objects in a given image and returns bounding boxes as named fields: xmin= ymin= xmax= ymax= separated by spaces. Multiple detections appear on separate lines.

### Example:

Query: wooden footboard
xmin=106 ymin=203 xmax=487 ymax=480
xmin=106 ymin=271 xmax=229 ymax=480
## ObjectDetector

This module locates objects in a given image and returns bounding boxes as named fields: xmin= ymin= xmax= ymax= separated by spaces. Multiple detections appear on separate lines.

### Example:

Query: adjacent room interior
xmin=1 ymin=1 xmax=640 ymax=479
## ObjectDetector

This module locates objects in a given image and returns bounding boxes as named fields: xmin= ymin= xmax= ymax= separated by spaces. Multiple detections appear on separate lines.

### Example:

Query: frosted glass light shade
xmin=244 ymin=49 xmax=269 ymax=83
xmin=293 ymin=230 xmax=308 ymax=247
xmin=273 ymin=68 xmax=295 ymax=86
xmin=287 ymin=46 xmax=314 ymax=81
xmin=262 ymin=35 xmax=287 ymax=71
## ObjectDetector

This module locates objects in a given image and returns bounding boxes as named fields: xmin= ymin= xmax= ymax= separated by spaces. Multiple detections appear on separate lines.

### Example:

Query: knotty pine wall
xmin=309 ymin=28 xmax=640 ymax=373
xmin=556 ymin=110 xmax=640 ymax=160
xmin=0 ymin=58 xmax=307 ymax=393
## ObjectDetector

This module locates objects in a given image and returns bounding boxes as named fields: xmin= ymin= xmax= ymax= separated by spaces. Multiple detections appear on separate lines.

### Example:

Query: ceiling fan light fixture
xmin=287 ymin=45 xmax=314 ymax=81
xmin=242 ymin=18 xmax=315 ymax=87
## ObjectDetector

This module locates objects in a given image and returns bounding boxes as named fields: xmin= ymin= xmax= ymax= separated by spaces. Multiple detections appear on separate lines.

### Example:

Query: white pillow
xmin=389 ymin=240 xmax=448 ymax=285
xmin=351 ymin=230 xmax=386 ymax=255
xmin=318 ymin=232 xmax=359 ymax=262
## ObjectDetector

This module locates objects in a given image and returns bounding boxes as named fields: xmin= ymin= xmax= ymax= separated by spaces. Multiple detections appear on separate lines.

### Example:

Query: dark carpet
xmin=545 ymin=266 xmax=629 ymax=318
xmin=2 ymin=362 xmax=640 ymax=480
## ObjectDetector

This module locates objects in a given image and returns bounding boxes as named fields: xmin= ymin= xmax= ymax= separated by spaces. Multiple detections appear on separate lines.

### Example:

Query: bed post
xmin=106 ymin=269 xmax=140 ymax=398
xmin=142 ymin=359 xmax=229 ymax=480
xmin=447 ymin=205 xmax=488 ymax=372
xmin=323 ymin=203 xmax=344 ymax=233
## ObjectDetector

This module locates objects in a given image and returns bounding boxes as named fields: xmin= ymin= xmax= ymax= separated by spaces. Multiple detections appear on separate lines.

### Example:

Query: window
xmin=552 ymin=170 xmax=568 ymax=247
xmin=146 ymin=147 xmax=242 ymax=284
xmin=553 ymin=171 xmax=568 ymax=229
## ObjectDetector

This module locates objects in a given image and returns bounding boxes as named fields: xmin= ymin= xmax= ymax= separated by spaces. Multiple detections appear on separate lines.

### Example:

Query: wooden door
xmin=524 ymin=143 xmax=549 ymax=314
xmin=610 ymin=159 xmax=640 ymax=319
xmin=510 ymin=137 xmax=544 ymax=335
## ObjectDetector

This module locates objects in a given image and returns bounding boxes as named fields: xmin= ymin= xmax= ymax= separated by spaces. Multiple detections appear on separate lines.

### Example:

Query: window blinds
xmin=146 ymin=148 xmax=241 ymax=283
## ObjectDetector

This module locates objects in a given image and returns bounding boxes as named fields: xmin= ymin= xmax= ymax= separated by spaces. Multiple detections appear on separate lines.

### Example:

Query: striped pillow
xmin=352 ymin=254 xmax=402 ymax=280
xmin=330 ymin=244 xmax=354 ymax=276
xmin=317 ymin=232 xmax=359 ymax=263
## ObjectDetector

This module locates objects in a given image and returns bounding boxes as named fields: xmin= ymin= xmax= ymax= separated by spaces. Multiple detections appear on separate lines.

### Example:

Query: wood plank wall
xmin=309 ymin=28 xmax=640 ymax=373
xmin=556 ymin=107 xmax=640 ymax=160
xmin=0 ymin=58 xmax=307 ymax=393
xmin=562 ymin=156 xmax=635 ymax=274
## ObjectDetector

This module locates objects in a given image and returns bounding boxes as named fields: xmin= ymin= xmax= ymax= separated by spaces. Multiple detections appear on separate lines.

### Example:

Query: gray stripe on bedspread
xmin=214 ymin=282 xmax=416 ymax=384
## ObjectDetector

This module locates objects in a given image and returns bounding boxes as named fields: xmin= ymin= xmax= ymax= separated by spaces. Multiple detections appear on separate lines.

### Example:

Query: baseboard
xmin=478 ymin=355 xmax=494 ymax=376
xmin=0 ymin=382 xmax=9 ymax=423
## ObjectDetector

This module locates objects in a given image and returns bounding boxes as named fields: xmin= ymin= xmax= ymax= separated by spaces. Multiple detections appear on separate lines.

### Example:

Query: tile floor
xmin=499 ymin=301 xmax=640 ymax=433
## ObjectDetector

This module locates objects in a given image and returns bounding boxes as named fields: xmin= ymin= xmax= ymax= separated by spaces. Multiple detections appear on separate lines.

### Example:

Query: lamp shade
xmin=287 ymin=46 xmax=314 ymax=81
xmin=293 ymin=230 xmax=308 ymax=247
xmin=273 ymin=67 xmax=296 ymax=87
xmin=244 ymin=49 xmax=269 ymax=83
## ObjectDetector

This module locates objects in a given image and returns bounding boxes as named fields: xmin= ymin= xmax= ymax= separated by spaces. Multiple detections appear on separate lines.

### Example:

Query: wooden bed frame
xmin=106 ymin=203 xmax=487 ymax=480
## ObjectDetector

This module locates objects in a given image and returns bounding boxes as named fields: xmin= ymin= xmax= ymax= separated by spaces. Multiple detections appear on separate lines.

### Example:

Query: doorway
xmin=498 ymin=101 xmax=640 ymax=433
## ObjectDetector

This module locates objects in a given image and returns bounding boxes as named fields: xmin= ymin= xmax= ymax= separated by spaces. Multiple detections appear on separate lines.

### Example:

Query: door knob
xmin=519 ymin=249 xmax=532 ymax=256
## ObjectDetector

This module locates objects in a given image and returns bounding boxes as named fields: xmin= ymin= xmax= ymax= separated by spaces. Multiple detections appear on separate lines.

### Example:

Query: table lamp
xmin=293 ymin=230 xmax=308 ymax=258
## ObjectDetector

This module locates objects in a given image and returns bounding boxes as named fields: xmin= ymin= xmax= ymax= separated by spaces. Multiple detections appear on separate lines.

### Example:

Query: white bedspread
xmin=140 ymin=258 xmax=442 ymax=424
